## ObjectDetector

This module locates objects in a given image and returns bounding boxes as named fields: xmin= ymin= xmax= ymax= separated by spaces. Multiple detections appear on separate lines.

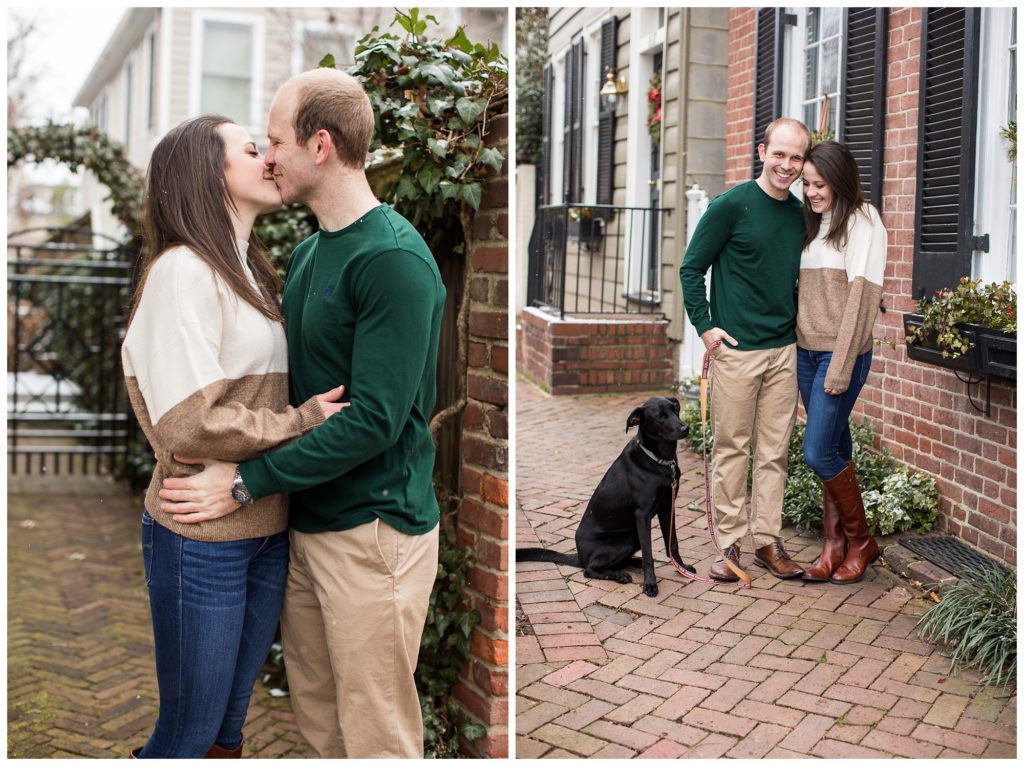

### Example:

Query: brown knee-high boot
xmin=802 ymin=474 xmax=847 ymax=582
xmin=205 ymin=742 xmax=243 ymax=758
xmin=823 ymin=463 xmax=878 ymax=584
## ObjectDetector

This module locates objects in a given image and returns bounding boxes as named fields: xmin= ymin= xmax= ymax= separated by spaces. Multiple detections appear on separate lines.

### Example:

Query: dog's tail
xmin=515 ymin=548 xmax=581 ymax=567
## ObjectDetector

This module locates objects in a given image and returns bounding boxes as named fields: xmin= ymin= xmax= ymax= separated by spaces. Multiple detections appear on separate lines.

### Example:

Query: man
xmin=679 ymin=117 xmax=810 ymax=582
xmin=158 ymin=68 xmax=445 ymax=758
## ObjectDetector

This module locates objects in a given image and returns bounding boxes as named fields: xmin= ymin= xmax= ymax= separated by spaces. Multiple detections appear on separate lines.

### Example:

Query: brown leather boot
xmin=709 ymin=544 xmax=741 ymax=581
xmin=753 ymin=540 xmax=804 ymax=579
xmin=129 ymin=748 xmax=141 ymax=758
xmin=802 ymin=474 xmax=847 ymax=582
xmin=206 ymin=741 xmax=243 ymax=758
xmin=824 ymin=463 xmax=878 ymax=584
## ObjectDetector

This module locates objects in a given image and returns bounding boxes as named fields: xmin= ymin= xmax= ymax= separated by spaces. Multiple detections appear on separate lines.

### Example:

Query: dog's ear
xmin=668 ymin=397 xmax=680 ymax=413
xmin=626 ymin=406 xmax=644 ymax=431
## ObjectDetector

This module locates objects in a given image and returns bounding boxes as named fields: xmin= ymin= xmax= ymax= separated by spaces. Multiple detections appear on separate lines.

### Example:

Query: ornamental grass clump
xmin=907 ymin=277 xmax=1017 ymax=358
xmin=917 ymin=566 xmax=1017 ymax=687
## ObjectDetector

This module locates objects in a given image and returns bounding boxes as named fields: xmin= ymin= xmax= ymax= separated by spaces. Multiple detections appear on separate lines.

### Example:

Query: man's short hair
xmin=762 ymin=117 xmax=811 ymax=150
xmin=290 ymin=68 xmax=375 ymax=169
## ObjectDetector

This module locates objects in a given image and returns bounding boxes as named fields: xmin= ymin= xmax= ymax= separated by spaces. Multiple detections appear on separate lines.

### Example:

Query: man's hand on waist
xmin=700 ymin=327 xmax=739 ymax=352
xmin=159 ymin=456 xmax=240 ymax=523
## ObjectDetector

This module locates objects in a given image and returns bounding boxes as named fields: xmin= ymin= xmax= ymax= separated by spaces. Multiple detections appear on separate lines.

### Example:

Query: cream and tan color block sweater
xmin=122 ymin=243 xmax=325 ymax=542
xmin=796 ymin=204 xmax=888 ymax=394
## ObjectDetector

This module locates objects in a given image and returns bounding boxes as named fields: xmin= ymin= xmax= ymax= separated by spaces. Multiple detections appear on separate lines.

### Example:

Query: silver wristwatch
xmin=231 ymin=466 xmax=254 ymax=505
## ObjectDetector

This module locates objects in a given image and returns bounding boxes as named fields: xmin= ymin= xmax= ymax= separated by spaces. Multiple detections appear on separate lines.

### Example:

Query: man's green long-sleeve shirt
xmin=680 ymin=180 xmax=804 ymax=350
xmin=239 ymin=204 xmax=445 ymax=535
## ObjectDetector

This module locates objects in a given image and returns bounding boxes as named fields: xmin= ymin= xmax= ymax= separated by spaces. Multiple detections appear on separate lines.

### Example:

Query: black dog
xmin=517 ymin=396 xmax=695 ymax=597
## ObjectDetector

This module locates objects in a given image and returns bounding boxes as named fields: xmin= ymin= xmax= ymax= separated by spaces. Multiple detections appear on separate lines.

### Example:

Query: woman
xmin=795 ymin=140 xmax=887 ymax=585
xmin=122 ymin=115 xmax=344 ymax=757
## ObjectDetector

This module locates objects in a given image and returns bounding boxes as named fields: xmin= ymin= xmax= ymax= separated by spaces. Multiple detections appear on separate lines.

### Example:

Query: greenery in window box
xmin=906 ymin=278 xmax=1017 ymax=358
xmin=917 ymin=565 xmax=1016 ymax=687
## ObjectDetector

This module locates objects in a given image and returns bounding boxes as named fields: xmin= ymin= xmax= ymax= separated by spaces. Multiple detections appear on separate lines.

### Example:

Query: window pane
xmin=303 ymin=31 xmax=352 ymax=69
xmin=822 ymin=38 xmax=839 ymax=93
xmin=203 ymin=22 xmax=252 ymax=78
xmin=201 ymin=75 xmax=250 ymax=124
xmin=803 ymin=102 xmax=816 ymax=132
xmin=806 ymin=7 xmax=819 ymax=44
xmin=822 ymin=7 xmax=841 ymax=40
xmin=804 ymin=46 xmax=818 ymax=100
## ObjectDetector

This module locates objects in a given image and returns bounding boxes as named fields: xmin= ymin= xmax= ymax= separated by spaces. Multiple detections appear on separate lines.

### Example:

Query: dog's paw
xmin=672 ymin=555 xmax=696 ymax=574
xmin=643 ymin=581 xmax=659 ymax=598
xmin=615 ymin=572 xmax=633 ymax=584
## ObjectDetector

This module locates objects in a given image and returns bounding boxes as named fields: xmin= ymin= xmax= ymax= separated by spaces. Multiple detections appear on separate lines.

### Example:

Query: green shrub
xmin=917 ymin=566 xmax=1016 ymax=687
xmin=680 ymin=401 xmax=938 ymax=537
xmin=417 ymin=544 xmax=485 ymax=757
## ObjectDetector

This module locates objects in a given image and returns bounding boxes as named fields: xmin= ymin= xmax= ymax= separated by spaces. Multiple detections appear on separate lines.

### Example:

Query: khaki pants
xmin=281 ymin=519 xmax=440 ymax=758
xmin=710 ymin=343 xmax=798 ymax=551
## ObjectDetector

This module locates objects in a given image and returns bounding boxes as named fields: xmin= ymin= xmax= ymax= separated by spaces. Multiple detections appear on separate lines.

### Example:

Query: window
xmin=300 ymin=28 xmax=354 ymax=70
xmin=973 ymin=7 xmax=1017 ymax=284
xmin=799 ymin=8 xmax=842 ymax=138
xmin=200 ymin=21 xmax=254 ymax=125
xmin=755 ymin=8 xmax=886 ymax=204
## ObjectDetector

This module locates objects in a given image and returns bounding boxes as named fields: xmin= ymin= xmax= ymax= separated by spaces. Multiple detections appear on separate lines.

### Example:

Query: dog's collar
xmin=635 ymin=435 xmax=677 ymax=470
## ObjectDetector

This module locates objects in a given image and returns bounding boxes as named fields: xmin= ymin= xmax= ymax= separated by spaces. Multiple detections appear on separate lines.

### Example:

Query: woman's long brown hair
xmin=130 ymin=114 xmax=283 ymax=324
xmin=801 ymin=140 xmax=868 ymax=251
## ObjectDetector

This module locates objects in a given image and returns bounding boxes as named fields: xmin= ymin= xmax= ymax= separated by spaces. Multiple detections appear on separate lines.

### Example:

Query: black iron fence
xmin=7 ymin=229 xmax=137 ymax=475
xmin=526 ymin=203 xmax=673 ymax=317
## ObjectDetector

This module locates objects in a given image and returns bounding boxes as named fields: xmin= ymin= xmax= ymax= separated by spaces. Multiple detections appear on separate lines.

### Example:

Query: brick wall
xmin=726 ymin=8 xmax=1017 ymax=566
xmin=518 ymin=308 xmax=675 ymax=395
xmin=452 ymin=112 xmax=509 ymax=757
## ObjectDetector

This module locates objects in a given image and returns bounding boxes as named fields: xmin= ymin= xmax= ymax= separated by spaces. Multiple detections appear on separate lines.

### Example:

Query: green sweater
xmin=680 ymin=180 xmax=804 ymax=350
xmin=239 ymin=204 xmax=445 ymax=535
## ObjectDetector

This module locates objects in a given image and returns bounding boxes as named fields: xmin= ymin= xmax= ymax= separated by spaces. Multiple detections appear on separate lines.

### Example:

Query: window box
xmin=962 ymin=323 xmax=1016 ymax=380
xmin=567 ymin=217 xmax=603 ymax=243
xmin=903 ymin=312 xmax=982 ymax=374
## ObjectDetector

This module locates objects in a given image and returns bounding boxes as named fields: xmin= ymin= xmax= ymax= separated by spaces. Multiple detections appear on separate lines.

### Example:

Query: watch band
xmin=231 ymin=466 xmax=254 ymax=505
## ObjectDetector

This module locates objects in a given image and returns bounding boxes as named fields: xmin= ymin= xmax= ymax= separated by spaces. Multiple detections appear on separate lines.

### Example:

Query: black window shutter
xmin=841 ymin=8 xmax=887 ymax=209
xmin=541 ymin=63 xmax=553 ymax=205
xmin=753 ymin=8 xmax=784 ymax=178
xmin=596 ymin=17 xmax=618 ymax=206
xmin=912 ymin=7 xmax=981 ymax=300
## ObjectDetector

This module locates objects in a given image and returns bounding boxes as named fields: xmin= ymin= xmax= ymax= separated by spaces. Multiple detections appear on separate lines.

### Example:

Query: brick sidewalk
xmin=515 ymin=382 xmax=1016 ymax=758
xmin=7 ymin=475 xmax=313 ymax=758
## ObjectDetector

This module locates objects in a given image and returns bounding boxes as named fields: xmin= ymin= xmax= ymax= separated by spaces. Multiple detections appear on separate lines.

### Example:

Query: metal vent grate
xmin=900 ymin=535 xmax=1013 ymax=583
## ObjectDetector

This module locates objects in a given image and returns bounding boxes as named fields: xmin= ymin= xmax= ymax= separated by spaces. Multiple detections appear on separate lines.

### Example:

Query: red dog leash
xmin=666 ymin=342 xmax=753 ymax=588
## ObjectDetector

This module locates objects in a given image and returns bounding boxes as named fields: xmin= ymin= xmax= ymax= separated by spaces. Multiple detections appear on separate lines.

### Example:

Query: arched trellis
xmin=8 ymin=122 xmax=145 ymax=241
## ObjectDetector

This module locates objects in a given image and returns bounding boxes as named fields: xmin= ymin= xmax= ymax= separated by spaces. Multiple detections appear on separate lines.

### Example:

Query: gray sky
xmin=9 ymin=6 xmax=125 ymax=124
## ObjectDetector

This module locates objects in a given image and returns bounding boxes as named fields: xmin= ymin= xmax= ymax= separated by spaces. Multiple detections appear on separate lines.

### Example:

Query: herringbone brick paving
xmin=7 ymin=474 xmax=314 ymax=758
xmin=515 ymin=381 xmax=1016 ymax=759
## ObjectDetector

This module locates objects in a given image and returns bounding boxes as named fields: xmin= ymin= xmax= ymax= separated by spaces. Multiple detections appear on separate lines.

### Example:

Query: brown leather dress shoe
xmin=754 ymin=540 xmax=804 ymax=579
xmin=709 ymin=544 xmax=741 ymax=581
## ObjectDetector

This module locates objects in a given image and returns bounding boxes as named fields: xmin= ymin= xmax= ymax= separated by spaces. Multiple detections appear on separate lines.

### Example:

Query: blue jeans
xmin=797 ymin=348 xmax=873 ymax=481
xmin=138 ymin=512 xmax=288 ymax=758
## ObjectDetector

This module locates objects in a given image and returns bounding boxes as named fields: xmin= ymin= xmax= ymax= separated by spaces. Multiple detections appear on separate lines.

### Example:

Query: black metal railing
xmin=526 ymin=203 xmax=673 ymax=317
xmin=7 ymin=229 xmax=137 ymax=475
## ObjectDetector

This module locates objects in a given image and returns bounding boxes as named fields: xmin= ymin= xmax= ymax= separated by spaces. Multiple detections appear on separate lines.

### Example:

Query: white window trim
xmin=144 ymin=23 xmax=157 ymax=136
xmin=623 ymin=8 xmax=666 ymax=298
xmin=973 ymin=7 xmax=1016 ymax=284
xmin=551 ymin=47 xmax=567 ymax=205
xmin=581 ymin=16 xmax=609 ymax=208
xmin=190 ymin=9 xmax=265 ymax=134
xmin=291 ymin=18 xmax=359 ymax=75
xmin=124 ymin=59 xmax=134 ymax=148
xmin=781 ymin=7 xmax=844 ymax=137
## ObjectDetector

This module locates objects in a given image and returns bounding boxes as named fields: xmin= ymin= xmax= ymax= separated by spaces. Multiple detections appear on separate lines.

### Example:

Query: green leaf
xmin=426 ymin=137 xmax=449 ymax=158
xmin=477 ymin=147 xmax=504 ymax=172
xmin=418 ymin=63 xmax=453 ymax=88
xmin=417 ymin=163 xmax=442 ymax=194
xmin=455 ymin=96 xmax=487 ymax=123
xmin=317 ymin=53 xmax=336 ymax=69
xmin=446 ymin=26 xmax=473 ymax=54
xmin=459 ymin=181 xmax=482 ymax=210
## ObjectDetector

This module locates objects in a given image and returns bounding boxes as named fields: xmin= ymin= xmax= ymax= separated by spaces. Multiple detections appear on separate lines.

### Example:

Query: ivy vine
xmin=7 ymin=122 xmax=145 ymax=241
